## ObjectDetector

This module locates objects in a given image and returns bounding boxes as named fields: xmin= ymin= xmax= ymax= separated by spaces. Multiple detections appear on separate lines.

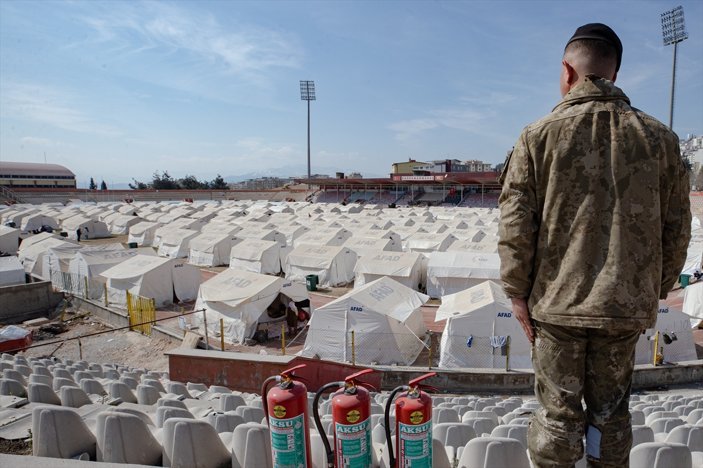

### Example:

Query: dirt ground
xmin=19 ymin=304 xmax=177 ymax=372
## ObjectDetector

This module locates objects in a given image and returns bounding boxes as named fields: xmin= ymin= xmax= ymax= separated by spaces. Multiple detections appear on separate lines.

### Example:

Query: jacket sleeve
xmin=660 ymin=147 xmax=692 ymax=299
xmin=498 ymin=131 xmax=539 ymax=299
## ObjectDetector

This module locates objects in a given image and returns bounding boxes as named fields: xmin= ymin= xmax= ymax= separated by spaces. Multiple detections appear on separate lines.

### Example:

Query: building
xmin=231 ymin=176 xmax=292 ymax=190
xmin=392 ymin=158 xmax=493 ymax=175
xmin=0 ymin=162 xmax=76 ymax=188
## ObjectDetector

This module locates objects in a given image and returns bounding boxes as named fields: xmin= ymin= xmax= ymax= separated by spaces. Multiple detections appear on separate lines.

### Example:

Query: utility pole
xmin=300 ymin=81 xmax=316 ymax=185
xmin=660 ymin=6 xmax=688 ymax=130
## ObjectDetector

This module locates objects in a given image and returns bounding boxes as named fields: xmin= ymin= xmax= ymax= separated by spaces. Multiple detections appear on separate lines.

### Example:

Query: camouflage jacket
xmin=498 ymin=76 xmax=691 ymax=330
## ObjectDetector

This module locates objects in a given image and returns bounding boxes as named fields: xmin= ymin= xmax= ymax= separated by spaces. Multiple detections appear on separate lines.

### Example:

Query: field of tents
xmin=1 ymin=198 xmax=702 ymax=369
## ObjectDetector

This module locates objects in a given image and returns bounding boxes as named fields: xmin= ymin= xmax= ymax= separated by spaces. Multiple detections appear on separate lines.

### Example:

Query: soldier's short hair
xmin=564 ymin=39 xmax=618 ymax=67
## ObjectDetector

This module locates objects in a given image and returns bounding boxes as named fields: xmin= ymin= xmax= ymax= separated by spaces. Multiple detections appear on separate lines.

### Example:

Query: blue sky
xmin=1 ymin=0 xmax=701 ymax=188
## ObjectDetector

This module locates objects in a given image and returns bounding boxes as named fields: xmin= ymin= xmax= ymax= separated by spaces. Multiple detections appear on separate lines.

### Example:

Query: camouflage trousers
xmin=528 ymin=321 xmax=641 ymax=468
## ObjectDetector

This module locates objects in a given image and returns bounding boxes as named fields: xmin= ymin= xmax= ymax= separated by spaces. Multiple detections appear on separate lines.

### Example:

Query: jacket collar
xmin=553 ymin=74 xmax=630 ymax=112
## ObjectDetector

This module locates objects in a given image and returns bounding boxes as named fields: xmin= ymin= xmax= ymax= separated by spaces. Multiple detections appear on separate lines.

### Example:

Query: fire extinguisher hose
xmin=312 ymin=381 xmax=344 ymax=468
xmin=261 ymin=375 xmax=279 ymax=425
xmin=384 ymin=385 xmax=408 ymax=468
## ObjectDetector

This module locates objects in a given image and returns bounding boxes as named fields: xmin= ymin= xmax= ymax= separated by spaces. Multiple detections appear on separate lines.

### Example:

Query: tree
xmin=178 ymin=174 xmax=208 ymax=190
xmin=100 ymin=180 xmax=107 ymax=190
xmin=89 ymin=177 xmax=97 ymax=190
xmin=128 ymin=178 xmax=148 ymax=190
xmin=210 ymin=174 xmax=229 ymax=190
xmin=494 ymin=163 xmax=505 ymax=174
xmin=151 ymin=171 xmax=179 ymax=190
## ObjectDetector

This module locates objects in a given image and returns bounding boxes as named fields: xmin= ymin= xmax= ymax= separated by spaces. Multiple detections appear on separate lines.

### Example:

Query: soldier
xmin=498 ymin=23 xmax=691 ymax=467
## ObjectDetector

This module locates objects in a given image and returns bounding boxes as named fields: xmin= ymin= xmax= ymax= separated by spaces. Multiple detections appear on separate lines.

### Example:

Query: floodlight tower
xmin=661 ymin=6 xmax=688 ymax=129
xmin=300 ymin=80 xmax=316 ymax=182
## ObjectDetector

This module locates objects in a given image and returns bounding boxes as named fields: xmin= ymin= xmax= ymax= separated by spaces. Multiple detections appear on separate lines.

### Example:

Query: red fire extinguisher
xmin=384 ymin=372 xmax=437 ymax=468
xmin=312 ymin=368 xmax=376 ymax=467
xmin=262 ymin=364 xmax=312 ymax=468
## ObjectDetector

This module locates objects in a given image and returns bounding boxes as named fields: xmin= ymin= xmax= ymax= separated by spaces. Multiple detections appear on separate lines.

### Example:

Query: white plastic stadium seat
xmin=629 ymin=442 xmax=692 ymax=468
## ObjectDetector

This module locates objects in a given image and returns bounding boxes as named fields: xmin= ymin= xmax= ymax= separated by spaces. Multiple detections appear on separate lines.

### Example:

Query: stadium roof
xmin=294 ymin=171 xmax=501 ymax=188
xmin=0 ymin=161 xmax=75 ymax=177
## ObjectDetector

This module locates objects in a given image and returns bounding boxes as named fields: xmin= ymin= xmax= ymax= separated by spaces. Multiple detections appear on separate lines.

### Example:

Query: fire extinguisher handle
xmin=281 ymin=363 xmax=307 ymax=378
xmin=344 ymin=368 xmax=375 ymax=383
xmin=312 ymin=381 xmax=344 ymax=466
xmin=408 ymin=372 xmax=437 ymax=388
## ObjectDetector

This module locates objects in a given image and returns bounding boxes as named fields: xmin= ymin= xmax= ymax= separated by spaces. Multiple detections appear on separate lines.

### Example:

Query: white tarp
xmin=229 ymin=238 xmax=282 ymax=275
xmin=188 ymin=232 xmax=241 ymax=267
xmin=446 ymin=240 xmax=498 ymax=253
xmin=127 ymin=221 xmax=162 ymax=247
xmin=157 ymin=228 xmax=200 ymax=258
xmin=69 ymin=248 xmax=156 ymax=280
xmin=426 ymin=252 xmax=501 ymax=298
xmin=0 ymin=225 xmax=20 ymax=255
xmin=192 ymin=269 xmax=309 ymax=344
xmin=635 ymin=302 xmax=698 ymax=365
xmin=301 ymin=276 xmax=428 ymax=365
xmin=354 ymin=251 xmax=424 ymax=291
xmin=0 ymin=256 xmax=25 ymax=287
xmin=100 ymin=255 xmax=201 ymax=307
xmin=436 ymin=281 xmax=531 ymax=369
xmin=285 ymin=244 xmax=357 ymax=287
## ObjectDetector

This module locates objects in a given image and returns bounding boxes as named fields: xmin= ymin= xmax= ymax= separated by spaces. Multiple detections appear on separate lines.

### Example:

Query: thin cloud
xmin=1 ymin=83 xmax=121 ymax=137
xmin=75 ymin=2 xmax=302 ymax=79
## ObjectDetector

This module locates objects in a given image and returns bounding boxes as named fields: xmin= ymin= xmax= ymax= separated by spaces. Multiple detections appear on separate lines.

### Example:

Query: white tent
xmin=344 ymin=236 xmax=401 ymax=259
xmin=405 ymin=232 xmax=457 ymax=254
xmin=293 ymin=227 xmax=352 ymax=248
xmin=229 ymin=239 xmax=282 ymax=275
xmin=683 ymin=282 xmax=703 ymax=321
xmin=436 ymin=281 xmax=531 ymax=369
xmin=111 ymin=215 xmax=143 ymax=235
xmin=67 ymin=248 xmax=155 ymax=299
xmin=0 ymin=256 xmax=25 ymax=287
xmin=301 ymin=276 xmax=428 ymax=365
xmin=635 ymin=302 xmax=698 ymax=365
xmin=285 ymin=244 xmax=357 ymax=287
xmin=426 ymin=252 xmax=501 ymax=298
xmin=18 ymin=232 xmax=57 ymax=252
xmin=157 ymin=228 xmax=200 ymax=258
xmin=188 ymin=232 xmax=241 ymax=267
xmin=236 ymin=226 xmax=286 ymax=246
xmin=446 ymin=240 xmax=498 ymax=254
xmin=62 ymin=216 xmax=111 ymax=240
xmin=19 ymin=237 xmax=77 ymax=279
xmin=192 ymin=269 xmax=308 ymax=344
xmin=354 ymin=251 xmax=424 ymax=291
xmin=100 ymin=255 xmax=201 ymax=307
xmin=19 ymin=213 xmax=59 ymax=234
xmin=127 ymin=221 xmax=162 ymax=247
xmin=0 ymin=225 xmax=20 ymax=255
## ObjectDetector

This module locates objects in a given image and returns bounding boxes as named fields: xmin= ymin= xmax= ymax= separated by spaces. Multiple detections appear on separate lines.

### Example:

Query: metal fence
xmin=126 ymin=291 xmax=156 ymax=336
xmin=50 ymin=270 xmax=105 ymax=301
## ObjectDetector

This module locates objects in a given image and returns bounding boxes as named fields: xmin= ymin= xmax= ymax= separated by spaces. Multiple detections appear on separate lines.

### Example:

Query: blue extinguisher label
xmin=398 ymin=420 xmax=432 ymax=468
xmin=270 ymin=413 xmax=308 ymax=467
xmin=334 ymin=418 xmax=371 ymax=467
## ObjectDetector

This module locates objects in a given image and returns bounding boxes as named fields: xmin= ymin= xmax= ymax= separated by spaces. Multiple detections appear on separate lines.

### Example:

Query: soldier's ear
xmin=562 ymin=60 xmax=577 ymax=86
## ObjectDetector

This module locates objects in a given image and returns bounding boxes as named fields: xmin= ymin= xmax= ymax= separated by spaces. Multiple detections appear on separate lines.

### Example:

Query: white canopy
xmin=344 ymin=236 xmax=401 ymax=259
xmin=683 ymin=282 xmax=703 ymax=320
xmin=229 ymin=238 xmax=282 ymax=275
xmin=436 ymin=281 xmax=531 ymax=369
xmin=446 ymin=240 xmax=498 ymax=254
xmin=405 ymin=232 xmax=457 ymax=254
xmin=193 ymin=269 xmax=308 ymax=344
xmin=301 ymin=276 xmax=429 ymax=365
xmin=293 ymin=227 xmax=352 ymax=248
xmin=285 ymin=244 xmax=357 ymax=287
xmin=20 ymin=214 xmax=59 ymax=234
xmin=62 ymin=215 xmax=111 ymax=240
xmin=100 ymin=255 xmax=200 ymax=307
xmin=69 ymin=248 xmax=155 ymax=280
xmin=19 ymin=237 xmax=77 ymax=279
xmin=635 ymin=302 xmax=698 ymax=365
xmin=354 ymin=251 xmax=424 ymax=291
xmin=426 ymin=252 xmax=501 ymax=298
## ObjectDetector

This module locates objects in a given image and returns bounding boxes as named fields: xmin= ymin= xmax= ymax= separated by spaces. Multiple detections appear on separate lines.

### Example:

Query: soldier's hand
xmin=511 ymin=298 xmax=534 ymax=343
